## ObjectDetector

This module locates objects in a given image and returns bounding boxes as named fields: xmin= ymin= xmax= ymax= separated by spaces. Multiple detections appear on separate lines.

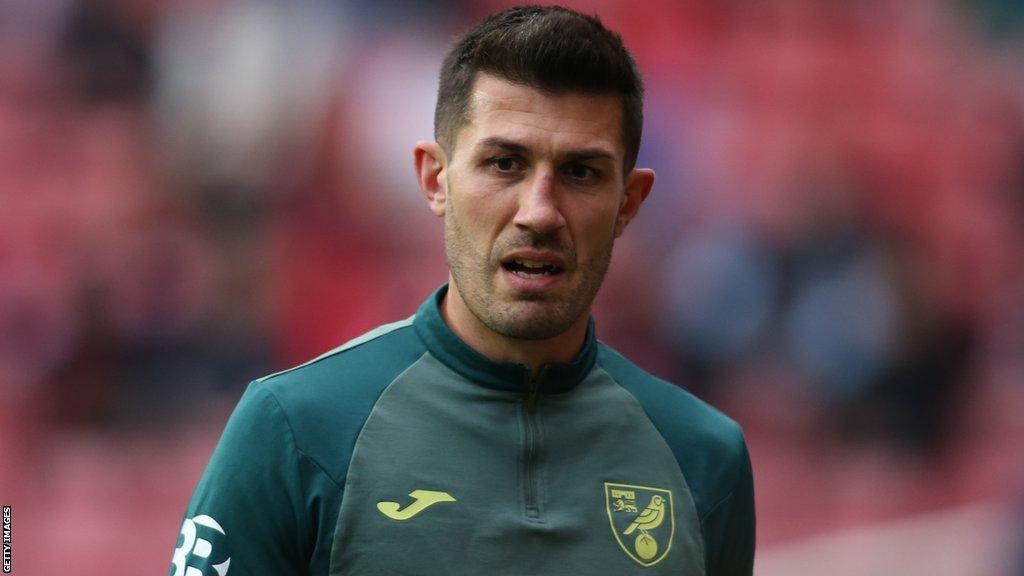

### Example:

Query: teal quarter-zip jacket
xmin=170 ymin=285 xmax=755 ymax=576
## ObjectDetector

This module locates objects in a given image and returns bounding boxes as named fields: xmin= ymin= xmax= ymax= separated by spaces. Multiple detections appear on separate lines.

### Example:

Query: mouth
xmin=501 ymin=258 xmax=565 ymax=279
xmin=498 ymin=251 xmax=568 ymax=293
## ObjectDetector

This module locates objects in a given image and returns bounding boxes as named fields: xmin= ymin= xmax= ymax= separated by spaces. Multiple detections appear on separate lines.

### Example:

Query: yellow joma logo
xmin=377 ymin=490 xmax=456 ymax=520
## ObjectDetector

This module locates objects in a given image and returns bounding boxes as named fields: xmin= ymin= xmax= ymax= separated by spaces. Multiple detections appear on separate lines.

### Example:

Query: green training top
xmin=170 ymin=285 xmax=755 ymax=576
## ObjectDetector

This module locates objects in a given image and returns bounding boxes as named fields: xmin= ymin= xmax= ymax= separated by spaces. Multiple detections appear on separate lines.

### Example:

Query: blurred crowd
xmin=2 ymin=0 xmax=1023 ymax=573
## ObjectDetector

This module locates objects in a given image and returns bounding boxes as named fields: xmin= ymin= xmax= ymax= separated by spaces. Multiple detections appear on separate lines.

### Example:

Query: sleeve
xmin=169 ymin=382 xmax=310 ymax=576
xmin=702 ymin=438 xmax=756 ymax=576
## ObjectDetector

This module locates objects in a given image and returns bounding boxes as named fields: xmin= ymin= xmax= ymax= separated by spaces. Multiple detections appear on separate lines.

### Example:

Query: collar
xmin=413 ymin=284 xmax=598 ymax=394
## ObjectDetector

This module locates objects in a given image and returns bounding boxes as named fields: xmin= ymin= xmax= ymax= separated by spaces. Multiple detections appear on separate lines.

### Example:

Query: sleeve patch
xmin=170 ymin=515 xmax=232 ymax=576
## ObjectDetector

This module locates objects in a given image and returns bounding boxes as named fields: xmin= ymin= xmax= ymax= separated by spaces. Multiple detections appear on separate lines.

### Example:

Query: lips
xmin=500 ymin=251 xmax=566 ymax=278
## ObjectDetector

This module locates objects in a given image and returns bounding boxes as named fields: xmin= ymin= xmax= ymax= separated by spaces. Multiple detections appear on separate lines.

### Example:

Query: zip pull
xmin=525 ymin=365 xmax=550 ymax=410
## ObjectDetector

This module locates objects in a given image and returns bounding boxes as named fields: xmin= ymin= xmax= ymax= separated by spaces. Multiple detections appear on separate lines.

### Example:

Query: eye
xmin=491 ymin=157 xmax=520 ymax=173
xmin=564 ymin=162 xmax=598 ymax=181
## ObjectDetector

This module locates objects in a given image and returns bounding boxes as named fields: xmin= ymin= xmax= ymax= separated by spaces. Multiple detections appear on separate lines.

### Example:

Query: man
xmin=170 ymin=6 xmax=754 ymax=576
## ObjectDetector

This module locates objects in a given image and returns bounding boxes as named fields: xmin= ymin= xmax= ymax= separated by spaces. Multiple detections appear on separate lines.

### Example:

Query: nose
xmin=513 ymin=169 xmax=566 ymax=234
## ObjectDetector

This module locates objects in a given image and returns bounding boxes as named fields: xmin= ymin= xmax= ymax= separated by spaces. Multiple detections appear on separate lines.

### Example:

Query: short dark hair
xmin=435 ymin=5 xmax=644 ymax=171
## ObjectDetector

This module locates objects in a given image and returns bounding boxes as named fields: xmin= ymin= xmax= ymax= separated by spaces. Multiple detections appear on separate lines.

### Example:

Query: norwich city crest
xmin=605 ymin=482 xmax=674 ymax=567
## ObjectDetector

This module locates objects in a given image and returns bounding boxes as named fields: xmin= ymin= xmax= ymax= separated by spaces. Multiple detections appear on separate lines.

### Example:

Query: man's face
xmin=431 ymin=73 xmax=649 ymax=341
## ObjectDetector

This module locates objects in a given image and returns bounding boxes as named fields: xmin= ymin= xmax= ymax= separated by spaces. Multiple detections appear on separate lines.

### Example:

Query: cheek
xmin=570 ymin=203 xmax=621 ymax=246
xmin=447 ymin=198 xmax=504 ymax=259
xmin=458 ymin=192 xmax=517 ymax=234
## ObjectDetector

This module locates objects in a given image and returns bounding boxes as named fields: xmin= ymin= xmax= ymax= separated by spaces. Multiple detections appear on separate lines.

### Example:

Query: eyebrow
xmin=476 ymin=137 xmax=616 ymax=163
xmin=477 ymin=137 xmax=530 ymax=155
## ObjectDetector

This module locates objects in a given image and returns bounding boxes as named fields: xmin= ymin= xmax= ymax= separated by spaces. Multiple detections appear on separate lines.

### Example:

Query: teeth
xmin=515 ymin=259 xmax=548 ymax=269
xmin=512 ymin=269 xmax=549 ymax=277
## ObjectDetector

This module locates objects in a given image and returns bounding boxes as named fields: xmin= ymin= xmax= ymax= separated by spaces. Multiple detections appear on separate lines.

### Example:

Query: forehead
xmin=457 ymin=73 xmax=623 ymax=156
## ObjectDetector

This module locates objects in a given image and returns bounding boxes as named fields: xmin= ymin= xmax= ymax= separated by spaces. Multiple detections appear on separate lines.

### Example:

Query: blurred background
xmin=1 ymin=0 xmax=1023 ymax=574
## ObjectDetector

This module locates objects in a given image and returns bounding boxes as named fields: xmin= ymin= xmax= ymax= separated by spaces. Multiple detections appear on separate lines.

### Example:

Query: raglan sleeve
xmin=169 ymin=381 xmax=310 ymax=576
xmin=703 ymin=437 xmax=756 ymax=576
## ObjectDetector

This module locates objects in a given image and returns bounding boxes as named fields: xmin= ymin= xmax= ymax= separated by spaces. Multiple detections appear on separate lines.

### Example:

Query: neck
xmin=441 ymin=280 xmax=589 ymax=378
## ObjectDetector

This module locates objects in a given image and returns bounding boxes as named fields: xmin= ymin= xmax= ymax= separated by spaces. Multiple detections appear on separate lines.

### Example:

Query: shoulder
xmin=596 ymin=343 xmax=749 ymax=521
xmin=255 ymin=315 xmax=422 ymax=398
xmin=246 ymin=316 xmax=428 ymax=482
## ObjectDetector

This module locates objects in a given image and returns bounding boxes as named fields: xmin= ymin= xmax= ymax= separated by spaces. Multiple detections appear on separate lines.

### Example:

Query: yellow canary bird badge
xmin=605 ymin=483 xmax=674 ymax=566
xmin=623 ymin=494 xmax=665 ymax=535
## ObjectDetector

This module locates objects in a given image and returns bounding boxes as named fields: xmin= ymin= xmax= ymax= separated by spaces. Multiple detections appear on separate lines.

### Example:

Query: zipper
xmin=521 ymin=366 xmax=549 ymax=522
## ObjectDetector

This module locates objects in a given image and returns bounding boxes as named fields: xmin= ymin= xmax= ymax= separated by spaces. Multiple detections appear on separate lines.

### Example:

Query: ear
xmin=614 ymin=168 xmax=654 ymax=237
xmin=414 ymin=141 xmax=448 ymax=217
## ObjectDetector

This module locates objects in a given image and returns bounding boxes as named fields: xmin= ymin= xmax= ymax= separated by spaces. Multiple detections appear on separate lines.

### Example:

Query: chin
xmin=487 ymin=302 xmax=578 ymax=341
